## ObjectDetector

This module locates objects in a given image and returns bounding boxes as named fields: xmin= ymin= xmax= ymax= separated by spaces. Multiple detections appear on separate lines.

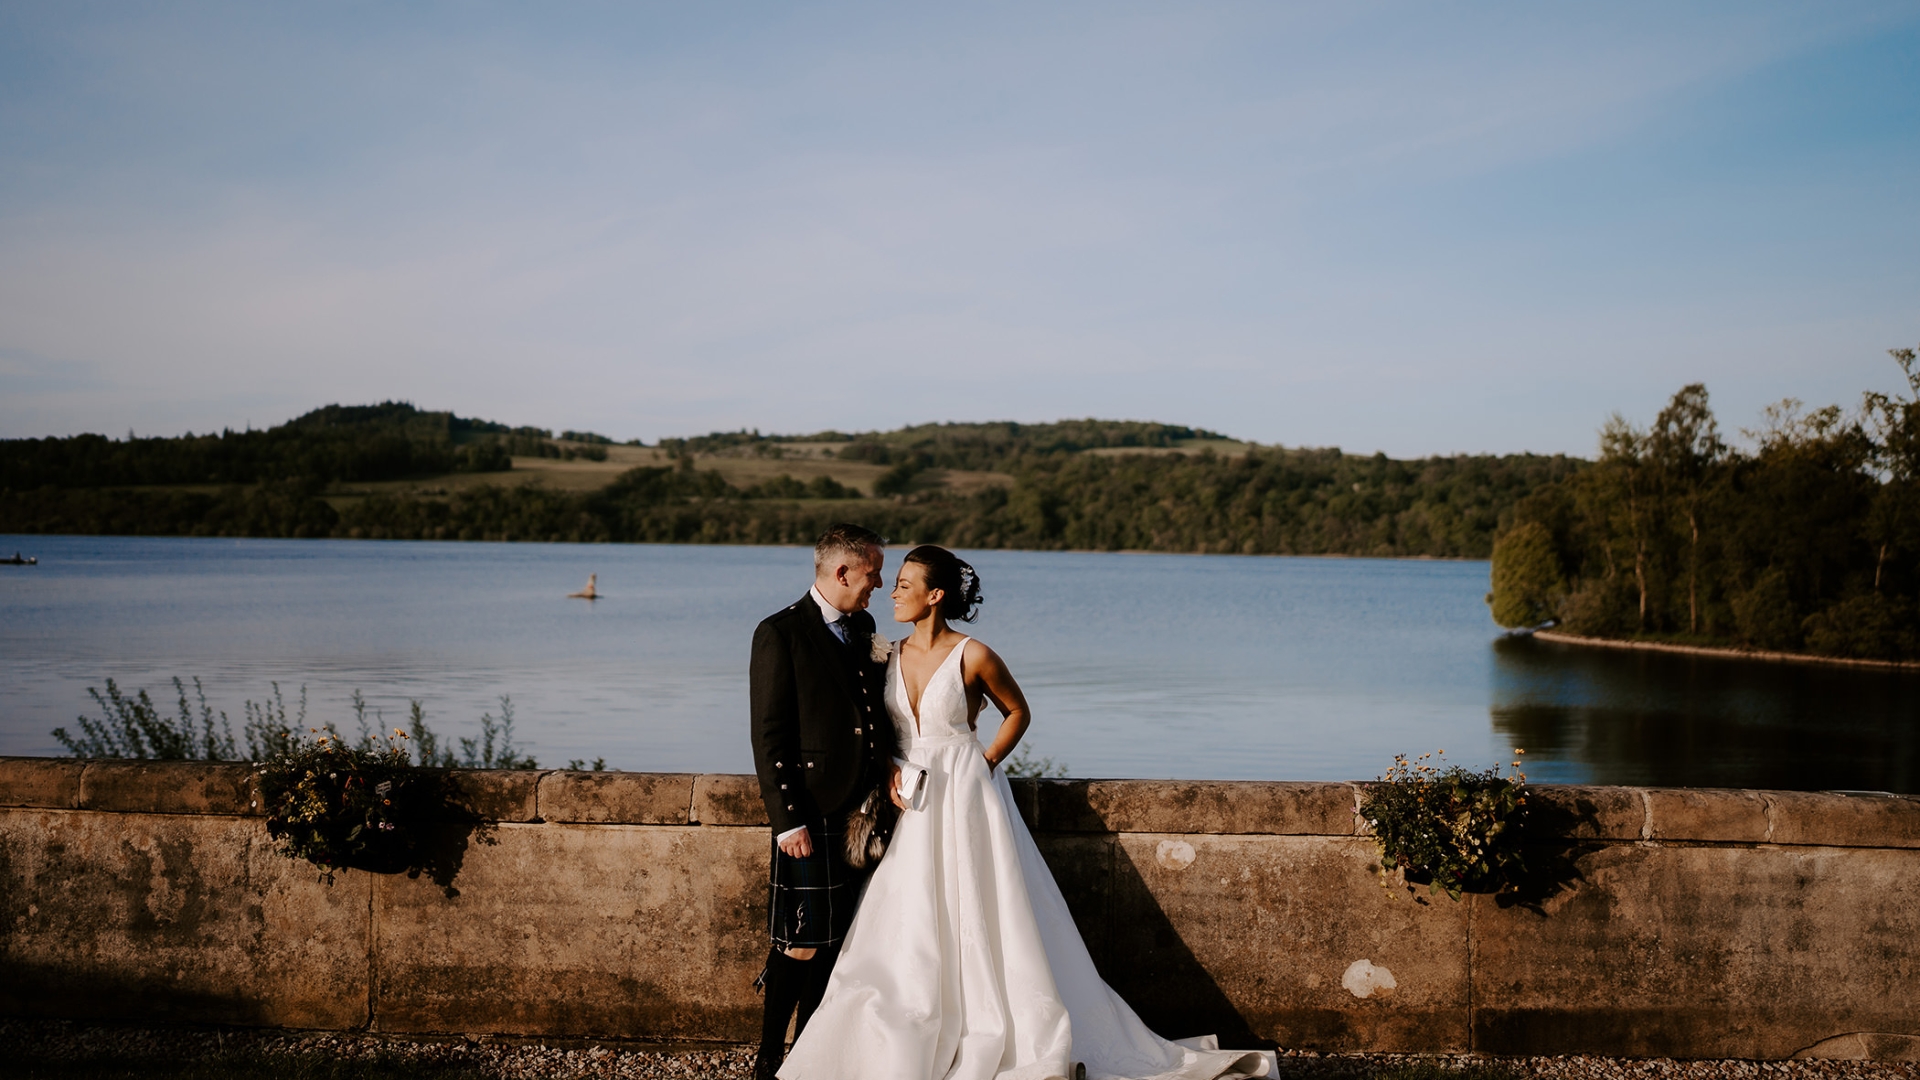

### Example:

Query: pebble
xmin=3 ymin=1019 xmax=1915 ymax=1079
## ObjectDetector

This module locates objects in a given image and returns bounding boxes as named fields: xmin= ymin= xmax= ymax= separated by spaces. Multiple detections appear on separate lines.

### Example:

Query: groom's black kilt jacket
xmin=750 ymin=593 xmax=897 ymax=838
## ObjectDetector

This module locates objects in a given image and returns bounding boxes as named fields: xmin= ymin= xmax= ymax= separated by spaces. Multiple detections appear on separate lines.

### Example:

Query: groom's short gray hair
xmin=814 ymin=523 xmax=885 ymax=576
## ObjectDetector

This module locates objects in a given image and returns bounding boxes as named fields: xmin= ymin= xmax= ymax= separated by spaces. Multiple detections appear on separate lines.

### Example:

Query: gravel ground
xmin=2 ymin=1019 xmax=1915 ymax=1080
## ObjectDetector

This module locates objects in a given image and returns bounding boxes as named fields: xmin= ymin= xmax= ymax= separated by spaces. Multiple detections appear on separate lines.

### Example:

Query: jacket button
xmin=806 ymin=762 xmax=814 ymax=769
xmin=786 ymin=804 xmax=795 ymax=811
xmin=775 ymin=761 xmax=784 ymax=768
xmin=780 ymin=783 xmax=788 ymax=790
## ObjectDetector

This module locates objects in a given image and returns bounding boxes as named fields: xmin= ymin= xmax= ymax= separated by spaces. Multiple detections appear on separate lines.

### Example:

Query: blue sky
xmin=2 ymin=2 xmax=1917 ymax=456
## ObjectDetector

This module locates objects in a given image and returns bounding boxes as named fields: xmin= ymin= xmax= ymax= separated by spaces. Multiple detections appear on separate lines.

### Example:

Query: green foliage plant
xmin=256 ymin=726 xmax=445 ymax=882
xmin=52 ymin=677 xmax=305 ymax=761
xmin=1001 ymin=745 xmax=1068 ymax=778
xmin=406 ymin=696 xmax=536 ymax=769
xmin=1356 ymin=751 xmax=1529 ymax=901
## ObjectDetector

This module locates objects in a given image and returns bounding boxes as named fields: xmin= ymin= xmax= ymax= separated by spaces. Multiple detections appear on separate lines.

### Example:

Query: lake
xmin=2 ymin=534 xmax=1916 ymax=792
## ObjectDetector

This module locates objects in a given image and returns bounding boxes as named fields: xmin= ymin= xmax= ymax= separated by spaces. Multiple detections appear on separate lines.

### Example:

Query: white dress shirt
xmin=811 ymin=584 xmax=853 ymax=642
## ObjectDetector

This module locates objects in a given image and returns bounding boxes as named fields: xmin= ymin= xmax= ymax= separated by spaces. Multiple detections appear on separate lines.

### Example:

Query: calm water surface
xmin=2 ymin=535 xmax=1915 ymax=791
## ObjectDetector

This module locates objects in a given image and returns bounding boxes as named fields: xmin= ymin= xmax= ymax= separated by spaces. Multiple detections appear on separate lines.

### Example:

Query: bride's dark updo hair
xmin=902 ymin=545 xmax=982 ymax=623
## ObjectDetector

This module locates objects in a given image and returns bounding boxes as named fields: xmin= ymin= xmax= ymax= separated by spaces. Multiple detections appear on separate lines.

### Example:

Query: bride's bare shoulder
xmin=959 ymin=636 xmax=1007 ymax=673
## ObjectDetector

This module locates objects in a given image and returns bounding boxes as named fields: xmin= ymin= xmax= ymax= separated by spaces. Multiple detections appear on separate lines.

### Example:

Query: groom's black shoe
xmin=754 ymin=948 xmax=804 ymax=1080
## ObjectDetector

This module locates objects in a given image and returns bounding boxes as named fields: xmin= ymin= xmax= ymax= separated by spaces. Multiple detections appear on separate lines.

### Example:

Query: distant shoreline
xmin=0 ymin=529 xmax=1489 ymax=563
xmin=1531 ymin=629 xmax=1920 ymax=672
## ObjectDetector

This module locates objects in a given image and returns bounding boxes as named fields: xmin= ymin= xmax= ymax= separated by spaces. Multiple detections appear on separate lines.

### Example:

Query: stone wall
xmin=2 ymin=757 xmax=1918 ymax=1060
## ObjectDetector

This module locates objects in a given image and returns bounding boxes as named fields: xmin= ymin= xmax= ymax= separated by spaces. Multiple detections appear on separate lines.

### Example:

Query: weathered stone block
xmin=450 ymin=769 xmax=542 ymax=823
xmin=79 ymin=761 xmax=260 ymax=816
xmin=1105 ymin=781 xmax=1361 ymax=836
xmin=1526 ymin=785 xmax=1645 ymax=841
xmin=0 ymin=757 xmax=84 ymax=809
xmin=370 ymin=823 xmax=768 ymax=1041
xmin=1644 ymin=788 xmax=1768 ymax=843
xmin=691 ymin=774 xmax=765 ymax=826
xmin=1765 ymin=791 xmax=1920 ymax=849
xmin=0 ymin=809 xmax=369 ymax=1028
xmin=1105 ymin=834 xmax=1469 ymax=1054
xmin=1471 ymin=843 xmax=1920 ymax=1059
xmin=537 ymin=771 xmax=693 ymax=824
xmin=1034 ymin=780 xmax=1359 ymax=836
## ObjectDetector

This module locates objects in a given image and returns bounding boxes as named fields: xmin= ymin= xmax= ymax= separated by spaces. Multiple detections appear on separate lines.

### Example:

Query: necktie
xmin=833 ymin=613 xmax=854 ymax=645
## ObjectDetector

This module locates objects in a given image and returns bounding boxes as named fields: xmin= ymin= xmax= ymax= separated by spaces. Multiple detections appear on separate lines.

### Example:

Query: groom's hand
xmin=778 ymin=827 xmax=814 ymax=858
xmin=889 ymin=763 xmax=908 ymax=810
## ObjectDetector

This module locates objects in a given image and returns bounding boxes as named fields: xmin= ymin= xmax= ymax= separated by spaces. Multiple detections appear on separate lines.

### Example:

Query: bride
xmin=778 ymin=545 xmax=1272 ymax=1080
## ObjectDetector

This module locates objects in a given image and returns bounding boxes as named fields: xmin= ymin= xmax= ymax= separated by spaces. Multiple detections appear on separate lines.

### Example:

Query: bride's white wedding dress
xmin=778 ymin=637 xmax=1272 ymax=1080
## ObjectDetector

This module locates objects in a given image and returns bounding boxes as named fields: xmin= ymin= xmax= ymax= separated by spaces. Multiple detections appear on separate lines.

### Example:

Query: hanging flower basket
xmin=256 ymin=731 xmax=448 ymax=880
xmin=1355 ymin=751 xmax=1530 ymax=901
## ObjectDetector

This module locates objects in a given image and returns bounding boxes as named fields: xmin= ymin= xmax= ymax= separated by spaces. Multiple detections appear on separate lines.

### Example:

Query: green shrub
xmin=1802 ymin=591 xmax=1919 ymax=659
xmin=50 ymin=680 xmax=541 ymax=770
xmin=1356 ymin=752 xmax=1529 ymax=901
xmin=1731 ymin=568 xmax=1800 ymax=649
xmin=256 ymin=729 xmax=444 ymax=881
xmin=1002 ymin=745 xmax=1068 ymax=778
xmin=51 ymin=677 xmax=300 ymax=761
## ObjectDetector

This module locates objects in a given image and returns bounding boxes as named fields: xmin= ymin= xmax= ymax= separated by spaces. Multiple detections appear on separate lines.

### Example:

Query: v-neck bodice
xmin=886 ymin=636 xmax=972 ymax=745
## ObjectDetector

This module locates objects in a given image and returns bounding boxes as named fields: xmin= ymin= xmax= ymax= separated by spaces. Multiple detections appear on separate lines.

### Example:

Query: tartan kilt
xmin=768 ymin=817 xmax=868 ymax=951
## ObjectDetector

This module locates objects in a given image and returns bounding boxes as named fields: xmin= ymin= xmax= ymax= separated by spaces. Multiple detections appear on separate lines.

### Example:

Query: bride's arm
xmin=966 ymin=641 xmax=1031 ymax=771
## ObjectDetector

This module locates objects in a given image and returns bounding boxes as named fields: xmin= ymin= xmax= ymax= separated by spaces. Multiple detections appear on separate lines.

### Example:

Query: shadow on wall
xmin=1103 ymin=839 xmax=1274 ymax=1052
xmin=1027 ymin=783 xmax=1273 ymax=1054
xmin=0 ymin=959 xmax=275 ymax=1026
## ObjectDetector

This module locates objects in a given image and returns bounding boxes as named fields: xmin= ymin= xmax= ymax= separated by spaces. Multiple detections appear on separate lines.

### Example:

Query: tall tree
xmin=1649 ymin=384 xmax=1725 ymax=633
xmin=1599 ymin=415 xmax=1654 ymax=630
xmin=1863 ymin=345 xmax=1920 ymax=592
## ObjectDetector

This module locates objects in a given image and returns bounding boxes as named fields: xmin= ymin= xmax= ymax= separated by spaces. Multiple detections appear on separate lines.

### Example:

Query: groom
xmin=749 ymin=522 xmax=899 ymax=1080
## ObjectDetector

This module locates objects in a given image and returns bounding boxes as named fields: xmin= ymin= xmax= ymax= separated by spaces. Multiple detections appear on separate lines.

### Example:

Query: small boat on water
xmin=568 ymin=573 xmax=598 ymax=600
xmin=2 ymin=552 xmax=36 ymax=566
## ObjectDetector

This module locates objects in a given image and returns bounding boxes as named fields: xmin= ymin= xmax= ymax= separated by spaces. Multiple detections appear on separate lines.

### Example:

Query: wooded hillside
xmin=2 ymin=408 xmax=1583 ymax=559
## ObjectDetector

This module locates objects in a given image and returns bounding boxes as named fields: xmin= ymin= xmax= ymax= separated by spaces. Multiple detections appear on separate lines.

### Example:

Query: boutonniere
xmin=870 ymin=636 xmax=893 ymax=664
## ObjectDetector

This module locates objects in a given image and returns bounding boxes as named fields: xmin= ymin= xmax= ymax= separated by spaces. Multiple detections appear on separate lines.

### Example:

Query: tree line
xmin=0 ymin=402 xmax=517 ymax=488
xmin=2 ymin=433 xmax=1583 ymax=559
xmin=1488 ymin=345 xmax=1920 ymax=660
xmin=659 ymin=419 xmax=1220 ymax=470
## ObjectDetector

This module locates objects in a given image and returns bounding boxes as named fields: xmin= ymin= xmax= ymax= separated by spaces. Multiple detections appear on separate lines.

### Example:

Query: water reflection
xmin=1490 ymin=636 xmax=1920 ymax=793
